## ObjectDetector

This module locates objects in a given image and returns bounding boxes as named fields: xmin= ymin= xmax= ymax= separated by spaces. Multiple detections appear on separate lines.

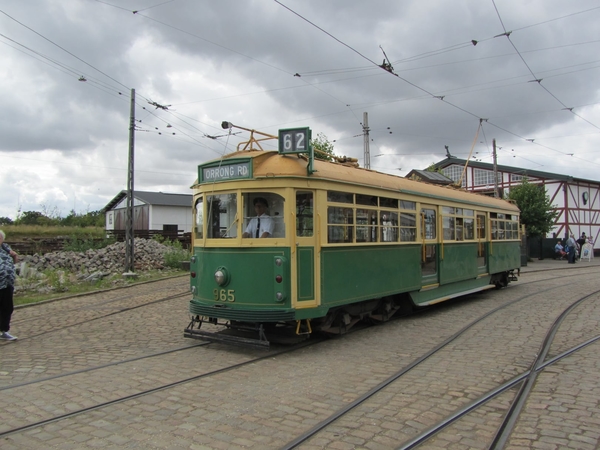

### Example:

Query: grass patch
xmin=14 ymin=269 xmax=188 ymax=306
xmin=1 ymin=224 xmax=106 ymax=241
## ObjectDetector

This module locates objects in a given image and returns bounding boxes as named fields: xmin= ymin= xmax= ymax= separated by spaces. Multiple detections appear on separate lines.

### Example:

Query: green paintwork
xmin=296 ymin=246 xmax=315 ymax=301
xmin=439 ymin=243 xmax=479 ymax=284
xmin=190 ymin=247 xmax=290 ymax=308
xmin=320 ymin=245 xmax=422 ymax=307
xmin=409 ymin=275 xmax=493 ymax=305
xmin=488 ymin=241 xmax=521 ymax=273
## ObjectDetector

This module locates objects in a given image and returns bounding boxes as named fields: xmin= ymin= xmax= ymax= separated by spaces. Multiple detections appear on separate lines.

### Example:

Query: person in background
xmin=576 ymin=233 xmax=587 ymax=260
xmin=0 ymin=229 xmax=18 ymax=341
xmin=566 ymin=233 xmax=577 ymax=264
xmin=554 ymin=240 xmax=567 ymax=260
xmin=242 ymin=197 xmax=274 ymax=238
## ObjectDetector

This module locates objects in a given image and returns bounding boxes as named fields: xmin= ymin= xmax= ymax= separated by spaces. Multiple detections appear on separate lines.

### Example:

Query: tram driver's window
xmin=194 ymin=197 xmax=203 ymax=239
xmin=296 ymin=192 xmax=313 ymax=237
xmin=243 ymin=193 xmax=285 ymax=238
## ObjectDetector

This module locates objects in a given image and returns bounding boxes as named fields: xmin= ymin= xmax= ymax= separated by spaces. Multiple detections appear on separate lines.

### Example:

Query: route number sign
xmin=278 ymin=127 xmax=312 ymax=155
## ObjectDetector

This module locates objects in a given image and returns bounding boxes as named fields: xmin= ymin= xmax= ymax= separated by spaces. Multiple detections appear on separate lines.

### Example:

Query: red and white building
xmin=432 ymin=158 xmax=600 ymax=250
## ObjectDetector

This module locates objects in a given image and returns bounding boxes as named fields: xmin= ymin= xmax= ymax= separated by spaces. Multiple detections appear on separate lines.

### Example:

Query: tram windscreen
xmin=207 ymin=193 xmax=237 ymax=238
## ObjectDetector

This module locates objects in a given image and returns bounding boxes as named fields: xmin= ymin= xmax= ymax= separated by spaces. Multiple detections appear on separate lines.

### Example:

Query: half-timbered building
xmin=432 ymin=158 xmax=600 ymax=250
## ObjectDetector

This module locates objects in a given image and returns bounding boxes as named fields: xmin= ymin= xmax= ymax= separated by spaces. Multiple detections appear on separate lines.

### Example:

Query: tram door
xmin=293 ymin=191 xmax=319 ymax=308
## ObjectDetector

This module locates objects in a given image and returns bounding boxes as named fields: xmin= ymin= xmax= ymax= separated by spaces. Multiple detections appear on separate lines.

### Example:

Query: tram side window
xmin=443 ymin=216 xmax=455 ymax=240
xmin=296 ymin=191 xmax=313 ymax=237
xmin=356 ymin=208 xmax=378 ymax=242
xmin=207 ymin=193 xmax=237 ymax=238
xmin=422 ymin=208 xmax=436 ymax=240
xmin=327 ymin=206 xmax=353 ymax=243
xmin=490 ymin=212 xmax=518 ymax=240
xmin=243 ymin=193 xmax=285 ymax=238
xmin=400 ymin=212 xmax=416 ymax=241
xmin=194 ymin=197 xmax=203 ymax=239
xmin=380 ymin=211 xmax=398 ymax=242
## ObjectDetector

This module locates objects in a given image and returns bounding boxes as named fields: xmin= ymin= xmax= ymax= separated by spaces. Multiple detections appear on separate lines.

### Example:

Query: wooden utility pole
xmin=125 ymin=88 xmax=135 ymax=273
xmin=363 ymin=112 xmax=370 ymax=169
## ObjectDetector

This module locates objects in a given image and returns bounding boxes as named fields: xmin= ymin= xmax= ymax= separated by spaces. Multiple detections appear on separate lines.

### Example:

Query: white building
xmin=103 ymin=191 xmax=192 ymax=234
xmin=432 ymin=158 xmax=600 ymax=249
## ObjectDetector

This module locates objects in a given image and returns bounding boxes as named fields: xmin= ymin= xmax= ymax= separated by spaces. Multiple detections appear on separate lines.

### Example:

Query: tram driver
xmin=242 ymin=197 xmax=274 ymax=238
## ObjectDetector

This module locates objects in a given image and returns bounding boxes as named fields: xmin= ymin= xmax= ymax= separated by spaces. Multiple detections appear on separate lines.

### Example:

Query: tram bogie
xmin=185 ymin=127 xmax=521 ymax=348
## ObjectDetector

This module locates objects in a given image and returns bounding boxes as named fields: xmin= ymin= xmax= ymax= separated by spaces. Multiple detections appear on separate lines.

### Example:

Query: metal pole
xmin=493 ymin=138 xmax=499 ymax=198
xmin=363 ymin=112 xmax=370 ymax=169
xmin=125 ymin=88 xmax=135 ymax=273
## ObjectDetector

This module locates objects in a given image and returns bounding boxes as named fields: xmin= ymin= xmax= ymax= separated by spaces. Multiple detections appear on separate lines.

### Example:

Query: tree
xmin=311 ymin=132 xmax=335 ymax=161
xmin=0 ymin=217 xmax=13 ymax=225
xmin=508 ymin=179 xmax=557 ymax=237
xmin=16 ymin=211 xmax=46 ymax=225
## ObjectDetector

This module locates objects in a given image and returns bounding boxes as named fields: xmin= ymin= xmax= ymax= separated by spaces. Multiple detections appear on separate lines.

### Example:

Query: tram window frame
xmin=356 ymin=208 xmax=378 ymax=242
xmin=400 ymin=211 xmax=417 ymax=242
xmin=380 ymin=211 xmax=398 ymax=242
xmin=327 ymin=191 xmax=353 ymax=204
xmin=327 ymin=205 xmax=354 ymax=243
xmin=442 ymin=207 xmax=476 ymax=241
xmin=490 ymin=212 xmax=519 ymax=241
xmin=194 ymin=196 xmax=203 ymax=239
xmin=421 ymin=208 xmax=437 ymax=241
xmin=296 ymin=191 xmax=313 ymax=237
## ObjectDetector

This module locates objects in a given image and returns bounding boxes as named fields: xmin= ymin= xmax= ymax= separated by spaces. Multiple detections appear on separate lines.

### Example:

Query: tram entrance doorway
xmin=293 ymin=190 xmax=319 ymax=308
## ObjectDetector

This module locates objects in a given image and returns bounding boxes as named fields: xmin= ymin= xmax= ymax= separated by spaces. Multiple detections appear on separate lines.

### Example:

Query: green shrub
xmin=162 ymin=239 xmax=190 ymax=269
xmin=63 ymin=236 xmax=116 ymax=252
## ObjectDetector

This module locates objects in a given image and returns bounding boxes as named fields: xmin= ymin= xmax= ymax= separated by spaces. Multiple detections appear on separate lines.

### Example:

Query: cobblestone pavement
xmin=0 ymin=261 xmax=599 ymax=449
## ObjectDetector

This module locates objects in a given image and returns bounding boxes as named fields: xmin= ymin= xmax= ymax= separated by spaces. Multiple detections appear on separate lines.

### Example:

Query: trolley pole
xmin=125 ymin=88 xmax=135 ymax=274
xmin=363 ymin=112 xmax=370 ymax=169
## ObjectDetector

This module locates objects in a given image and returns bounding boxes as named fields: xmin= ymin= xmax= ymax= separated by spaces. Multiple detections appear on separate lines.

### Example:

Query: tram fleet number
xmin=213 ymin=289 xmax=235 ymax=302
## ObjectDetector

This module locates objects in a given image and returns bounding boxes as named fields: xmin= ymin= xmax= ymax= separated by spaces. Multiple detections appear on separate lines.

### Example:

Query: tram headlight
xmin=275 ymin=292 xmax=284 ymax=302
xmin=214 ymin=267 xmax=230 ymax=286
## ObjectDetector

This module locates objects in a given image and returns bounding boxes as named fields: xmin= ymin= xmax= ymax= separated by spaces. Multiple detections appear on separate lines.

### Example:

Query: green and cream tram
xmin=185 ymin=127 xmax=520 ymax=347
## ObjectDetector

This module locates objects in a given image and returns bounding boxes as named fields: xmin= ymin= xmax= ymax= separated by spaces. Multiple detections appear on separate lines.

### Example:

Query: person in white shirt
xmin=242 ymin=197 xmax=274 ymax=238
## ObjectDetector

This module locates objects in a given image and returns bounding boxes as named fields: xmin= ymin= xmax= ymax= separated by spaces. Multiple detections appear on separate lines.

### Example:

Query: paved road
xmin=1 ymin=260 xmax=599 ymax=449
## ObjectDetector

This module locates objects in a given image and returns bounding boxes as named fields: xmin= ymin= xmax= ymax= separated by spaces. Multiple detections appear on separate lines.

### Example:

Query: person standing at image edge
xmin=0 ymin=230 xmax=18 ymax=341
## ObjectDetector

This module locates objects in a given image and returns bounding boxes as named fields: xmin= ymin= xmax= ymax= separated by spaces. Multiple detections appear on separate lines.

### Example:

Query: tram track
xmin=1 ymin=267 xmax=597 ymax=448
xmin=0 ymin=338 xmax=324 ymax=439
xmin=280 ymin=274 xmax=600 ymax=449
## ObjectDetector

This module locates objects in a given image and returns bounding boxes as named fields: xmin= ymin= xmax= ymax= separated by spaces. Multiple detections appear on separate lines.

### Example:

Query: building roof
xmin=432 ymin=157 xmax=600 ymax=185
xmin=103 ymin=190 xmax=192 ymax=212
xmin=404 ymin=169 xmax=454 ymax=185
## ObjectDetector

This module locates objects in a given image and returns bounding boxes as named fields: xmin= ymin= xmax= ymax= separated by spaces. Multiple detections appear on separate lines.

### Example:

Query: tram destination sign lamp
xmin=278 ymin=127 xmax=315 ymax=174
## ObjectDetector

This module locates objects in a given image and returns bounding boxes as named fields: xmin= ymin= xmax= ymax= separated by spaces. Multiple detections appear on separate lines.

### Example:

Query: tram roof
xmin=198 ymin=150 xmax=520 ymax=213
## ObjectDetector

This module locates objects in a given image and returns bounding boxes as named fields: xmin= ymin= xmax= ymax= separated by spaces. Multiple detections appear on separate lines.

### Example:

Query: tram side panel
xmin=488 ymin=241 xmax=521 ymax=274
xmin=438 ymin=243 xmax=479 ymax=284
xmin=320 ymin=245 xmax=422 ymax=308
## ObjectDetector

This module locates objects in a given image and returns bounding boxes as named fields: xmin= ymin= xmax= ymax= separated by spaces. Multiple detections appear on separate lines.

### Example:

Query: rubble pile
xmin=20 ymin=238 xmax=171 ymax=275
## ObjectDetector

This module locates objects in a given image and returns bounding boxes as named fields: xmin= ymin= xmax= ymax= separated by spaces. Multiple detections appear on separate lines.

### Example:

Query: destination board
xmin=199 ymin=161 xmax=252 ymax=183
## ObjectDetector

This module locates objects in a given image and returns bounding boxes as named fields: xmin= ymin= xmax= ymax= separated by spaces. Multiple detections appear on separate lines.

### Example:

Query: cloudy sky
xmin=1 ymin=0 xmax=599 ymax=220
